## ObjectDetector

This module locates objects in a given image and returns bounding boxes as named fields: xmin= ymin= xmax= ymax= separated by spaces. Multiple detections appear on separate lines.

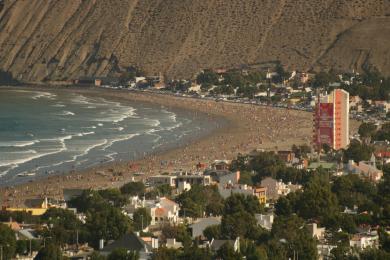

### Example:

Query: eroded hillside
xmin=0 ymin=0 xmax=389 ymax=81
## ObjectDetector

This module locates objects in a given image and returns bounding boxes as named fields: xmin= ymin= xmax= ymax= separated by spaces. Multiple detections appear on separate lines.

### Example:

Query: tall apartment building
xmin=313 ymin=89 xmax=349 ymax=151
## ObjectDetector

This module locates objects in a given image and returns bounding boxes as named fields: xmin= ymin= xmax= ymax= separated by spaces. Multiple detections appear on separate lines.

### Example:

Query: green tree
xmin=216 ymin=242 xmax=241 ymax=260
xmin=296 ymin=175 xmax=339 ymax=222
xmin=221 ymin=211 xmax=259 ymax=239
xmin=196 ymin=70 xmax=218 ymax=85
xmin=238 ymin=171 xmax=254 ymax=185
xmin=203 ymin=224 xmax=221 ymax=240
xmin=343 ymin=140 xmax=374 ymax=163
xmin=311 ymin=71 xmax=337 ymax=88
xmin=34 ymin=242 xmax=63 ymax=260
xmin=358 ymin=123 xmax=377 ymax=143
xmin=152 ymin=247 xmax=180 ymax=260
xmin=181 ymin=244 xmax=212 ymax=260
xmin=271 ymin=215 xmax=318 ymax=260
xmin=108 ymin=248 xmax=139 ymax=260
xmin=375 ymin=122 xmax=390 ymax=141
xmin=0 ymin=223 xmax=16 ymax=260
xmin=360 ymin=248 xmax=390 ymax=260
xmin=40 ymin=208 xmax=86 ymax=245
xmin=120 ymin=182 xmax=145 ymax=196
xmin=85 ymin=207 xmax=132 ymax=248
xmin=16 ymin=240 xmax=41 ymax=256
xmin=332 ymin=174 xmax=377 ymax=210
xmin=161 ymin=224 xmax=191 ymax=248
xmin=223 ymin=194 xmax=263 ymax=216
xmin=275 ymin=193 xmax=298 ymax=216
xmin=223 ymin=71 xmax=245 ymax=88
xmin=133 ymin=208 xmax=152 ymax=231
xmin=89 ymin=251 xmax=107 ymax=260
xmin=176 ymin=185 xmax=224 ymax=218
xmin=99 ymin=188 xmax=129 ymax=208
xmin=322 ymin=143 xmax=332 ymax=154
xmin=240 ymin=240 xmax=268 ymax=260
xmin=221 ymin=194 xmax=264 ymax=239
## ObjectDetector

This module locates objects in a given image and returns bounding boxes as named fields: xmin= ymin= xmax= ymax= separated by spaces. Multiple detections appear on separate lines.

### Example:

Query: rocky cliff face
xmin=0 ymin=0 xmax=389 ymax=82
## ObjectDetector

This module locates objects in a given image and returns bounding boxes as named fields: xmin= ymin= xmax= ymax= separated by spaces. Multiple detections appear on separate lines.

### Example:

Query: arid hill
xmin=0 ymin=0 xmax=389 ymax=82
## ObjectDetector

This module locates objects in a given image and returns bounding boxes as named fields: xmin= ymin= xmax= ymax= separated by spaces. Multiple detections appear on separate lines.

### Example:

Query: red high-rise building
xmin=313 ymin=89 xmax=349 ymax=151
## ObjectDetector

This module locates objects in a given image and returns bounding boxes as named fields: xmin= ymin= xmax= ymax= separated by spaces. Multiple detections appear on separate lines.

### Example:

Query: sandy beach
xmin=0 ymin=87 xmax=359 ymax=207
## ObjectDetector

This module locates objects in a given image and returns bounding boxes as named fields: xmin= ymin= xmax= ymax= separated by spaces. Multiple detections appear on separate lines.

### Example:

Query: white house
xmin=149 ymin=197 xmax=180 ymax=225
xmin=350 ymin=233 xmax=379 ymax=250
xmin=255 ymin=213 xmax=274 ymax=230
xmin=307 ymin=223 xmax=326 ymax=241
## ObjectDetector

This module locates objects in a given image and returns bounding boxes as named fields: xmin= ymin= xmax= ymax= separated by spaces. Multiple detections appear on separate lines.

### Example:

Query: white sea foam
xmin=102 ymin=133 xmax=140 ymax=150
xmin=0 ymin=147 xmax=66 ymax=169
xmin=32 ymin=91 xmax=57 ymax=100
xmin=0 ymin=140 xmax=40 ymax=148
xmin=71 ymin=94 xmax=93 ymax=105
xmin=97 ymin=107 xmax=137 ymax=123
xmin=7 ymin=149 xmax=37 ymax=154
xmin=58 ymin=111 xmax=75 ymax=116
xmin=143 ymin=118 xmax=161 ymax=127
xmin=164 ymin=122 xmax=183 ymax=131
xmin=74 ymin=131 xmax=95 ymax=137
xmin=73 ymin=139 xmax=108 ymax=161
xmin=52 ymin=103 xmax=66 ymax=108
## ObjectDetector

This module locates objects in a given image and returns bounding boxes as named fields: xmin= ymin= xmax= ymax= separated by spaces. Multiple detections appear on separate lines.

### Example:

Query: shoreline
xmin=0 ymin=86 xmax=226 ymax=188
xmin=0 ymin=85 xmax=349 ymax=207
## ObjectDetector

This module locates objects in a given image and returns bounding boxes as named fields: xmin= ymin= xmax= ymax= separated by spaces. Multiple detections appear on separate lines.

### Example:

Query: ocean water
xmin=0 ymin=88 xmax=214 ymax=187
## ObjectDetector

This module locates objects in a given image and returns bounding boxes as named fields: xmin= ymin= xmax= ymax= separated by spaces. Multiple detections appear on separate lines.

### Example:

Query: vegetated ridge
xmin=0 ymin=0 xmax=389 ymax=82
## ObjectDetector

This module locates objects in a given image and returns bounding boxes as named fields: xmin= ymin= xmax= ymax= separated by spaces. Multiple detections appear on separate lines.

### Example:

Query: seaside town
xmin=1 ymin=64 xmax=390 ymax=260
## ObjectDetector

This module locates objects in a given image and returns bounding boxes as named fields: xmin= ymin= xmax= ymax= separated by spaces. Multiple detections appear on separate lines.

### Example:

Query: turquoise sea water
xmin=0 ymin=88 xmax=213 ymax=186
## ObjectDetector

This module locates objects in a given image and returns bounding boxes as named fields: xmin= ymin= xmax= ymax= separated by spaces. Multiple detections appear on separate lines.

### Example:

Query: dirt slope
xmin=0 ymin=0 xmax=389 ymax=81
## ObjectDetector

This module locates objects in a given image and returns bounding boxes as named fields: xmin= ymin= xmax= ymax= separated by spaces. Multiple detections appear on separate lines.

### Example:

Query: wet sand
xmin=0 ymin=87 xmax=358 ymax=207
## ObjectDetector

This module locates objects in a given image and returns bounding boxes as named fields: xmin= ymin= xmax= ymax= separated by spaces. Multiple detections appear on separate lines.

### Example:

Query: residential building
xmin=313 ymin=89 xmax=349 ymax=151
xmin=204 ymin=170 xmax=239 ymax=186
xmin=260 ymin=177 xmax=301 ymax=201
xmin=149 ymin=197 xmax=180 ymax=226
xmin=177 ymin=181 xmax=191 ymax=193
xmin=277 ymin=151 xmax=295 ymax=163
xmin=317 ymin=244 xmax=337 ymax=260
xmin=166 ymin=238 xmax=183 ymax=249
xmin=255 ymin=213 xmax=274 ymax=230
xmin=149 ymin=175 xmax=177 ymax=187
xmin=350 ymin=233 xmax=379 ymax=250
xmin=253 ymin=186 xmax=267 ymax=204
xmin=5 ymin=197 xmax=65 ymax=216
xmin=189 ymin=217 xmax=222 ymax=239
xmin=218 ymin=183 xmax=254 ymax=199
xmin=124 ymin=197 xmax=180 ymax=226
xmin=100 ymin=233 xmax=152 ymax=260
xmin=212 ymin=160 xmax=231 ymax=171
xmin=347 ymin=157 xmax=383 ymax=182
xmin=175 ymin=173 xmax=211 ymax=186
xmin=307 ymin=223 xmax=326 ymax=241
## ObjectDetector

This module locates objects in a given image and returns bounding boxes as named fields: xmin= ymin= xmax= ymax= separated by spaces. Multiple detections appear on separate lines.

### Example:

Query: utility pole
xmin=141 ymin=214 xmax=144 ymax=231
xmin=76 ymin=229 xmax=79 ymax=250
xmin=316 ymin=88 xmax=321 ymax=162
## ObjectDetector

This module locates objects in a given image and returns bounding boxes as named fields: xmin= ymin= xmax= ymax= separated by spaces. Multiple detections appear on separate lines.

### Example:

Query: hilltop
xmin=0 ymin=0 xmax=389 ymax=81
